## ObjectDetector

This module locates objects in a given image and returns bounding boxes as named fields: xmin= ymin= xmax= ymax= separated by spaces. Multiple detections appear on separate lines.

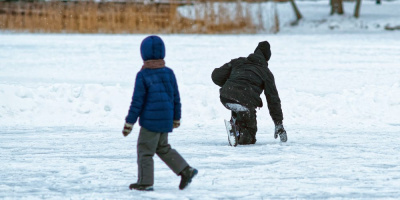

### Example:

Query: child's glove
xmin=173 ymin=120 xmax=180 ymax=129
xmin=122 ymin=123 xmax=134 ymax=137
xmin=274 ymin=121 xmax=287 ymax=142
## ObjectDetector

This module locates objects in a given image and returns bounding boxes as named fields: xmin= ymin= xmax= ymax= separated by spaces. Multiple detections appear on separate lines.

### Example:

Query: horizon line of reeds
xmin=0 ymin=1 xmax=278 ymax=34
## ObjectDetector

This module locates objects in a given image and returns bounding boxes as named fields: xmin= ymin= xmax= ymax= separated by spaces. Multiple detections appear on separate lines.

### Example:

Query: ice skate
xmin=224 ymin=117 xmax=239 ymax=147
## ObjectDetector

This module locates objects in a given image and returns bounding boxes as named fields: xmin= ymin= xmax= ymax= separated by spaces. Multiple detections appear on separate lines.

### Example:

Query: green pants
xmin=137 ymin=127 xmax=189 ymax=185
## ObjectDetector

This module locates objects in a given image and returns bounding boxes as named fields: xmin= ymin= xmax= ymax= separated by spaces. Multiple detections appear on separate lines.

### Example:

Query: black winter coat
xmin=211 ymin=49 xmax=283 ymax=122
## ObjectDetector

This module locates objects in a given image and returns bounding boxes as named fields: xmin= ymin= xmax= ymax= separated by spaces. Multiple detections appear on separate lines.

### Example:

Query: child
xmin=211 ymin=41 xmax=287 ymax=144
xmin=122 ymin=35 xmax=198 ymax=191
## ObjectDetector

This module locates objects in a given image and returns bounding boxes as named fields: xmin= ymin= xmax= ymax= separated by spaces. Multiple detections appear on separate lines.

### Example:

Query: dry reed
xmin=0 ymin=1 xmax=274 ymax=34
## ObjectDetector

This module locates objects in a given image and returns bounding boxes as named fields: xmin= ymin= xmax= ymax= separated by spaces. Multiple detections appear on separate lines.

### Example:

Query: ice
xmin=1 ymin=127 xmax=399 ymax=199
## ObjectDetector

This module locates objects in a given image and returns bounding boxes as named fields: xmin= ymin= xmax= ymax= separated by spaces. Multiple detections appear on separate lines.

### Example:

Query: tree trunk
xmin=354 ymin=0 xmax=362 ymax=18
xmin=289 ymin=0 xmax=302 ymax=21
xmin=337 ymin=0 xmax=344 ymax=14
xmin=330 ymin=0 xmax=344 ymax=15
xmin=273 ymin=2 xmax=280 ymax=33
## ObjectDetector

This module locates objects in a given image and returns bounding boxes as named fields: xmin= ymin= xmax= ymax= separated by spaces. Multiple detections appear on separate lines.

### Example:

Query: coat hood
xmin=140 ymin=35 xmax=166 ymax=61
xmin=254 ymin=41 xmax=271 ymax=61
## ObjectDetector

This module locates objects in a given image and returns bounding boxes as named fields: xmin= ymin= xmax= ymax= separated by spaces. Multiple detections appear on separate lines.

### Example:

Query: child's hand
xmin=122 ymin=123 xmax=134 ymax=137
xmin=274 ymin=121 xmax=287 ymax=142
xmin=173 ymin=120 xmax=180 ymax=129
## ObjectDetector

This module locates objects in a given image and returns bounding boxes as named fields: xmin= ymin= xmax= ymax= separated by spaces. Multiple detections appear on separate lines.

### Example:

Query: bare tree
xmin=289 ymin=0 xmax=302 ymax=22
xmin=330 ymin=0 xmax=344 ymax=15
xmin=272 ymin=2 xmax=280 ymax=33
xmin=354 ymin=0 xmax=362 ymax=18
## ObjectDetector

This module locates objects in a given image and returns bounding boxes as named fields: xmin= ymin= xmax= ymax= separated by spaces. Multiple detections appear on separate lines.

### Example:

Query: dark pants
xmin=137 ymin=127 xmax=189 ymax=185
xmin=221 ymin=97 xmax=257 ymax=144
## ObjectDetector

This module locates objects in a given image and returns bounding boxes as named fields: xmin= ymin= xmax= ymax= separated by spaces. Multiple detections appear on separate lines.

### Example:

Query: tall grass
xmin=0 ymin=1 xmax=275 ymax=34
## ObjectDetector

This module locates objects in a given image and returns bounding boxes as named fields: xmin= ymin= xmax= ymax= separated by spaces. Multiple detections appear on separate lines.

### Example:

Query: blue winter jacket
xmin=125 ymin=36 xmax=181 ymax=133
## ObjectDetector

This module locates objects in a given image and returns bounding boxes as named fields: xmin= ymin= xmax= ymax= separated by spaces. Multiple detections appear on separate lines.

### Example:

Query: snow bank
xmin=0 ymin=83 xmax=131 ymax=127
xmin=1 ymin=81 xmax=399 ymax=130
xmin=1 ymin=33 xmax=400 ymax=131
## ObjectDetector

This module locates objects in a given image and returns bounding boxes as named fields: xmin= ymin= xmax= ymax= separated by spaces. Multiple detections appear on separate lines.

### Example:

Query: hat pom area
xmin=140 ymin=35 xmax=166 ymax=61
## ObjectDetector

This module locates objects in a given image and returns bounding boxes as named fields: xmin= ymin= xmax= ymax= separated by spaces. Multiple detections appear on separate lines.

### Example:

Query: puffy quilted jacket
xmin=125 ymin=35 xmax=181 ymax=133
xmin=126 ymin=67 xmax=181 ymax=133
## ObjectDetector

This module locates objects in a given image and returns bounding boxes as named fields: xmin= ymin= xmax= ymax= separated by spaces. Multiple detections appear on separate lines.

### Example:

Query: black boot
xmin=179 ymin=166 xmax=198 ymax=190
xmin=238 ymin=127 xmax=256 ymax=145
xmin=129 ymin=183 xmax=154 ymax=191
xmin=238 ymin=132 xmax=256 ymax=144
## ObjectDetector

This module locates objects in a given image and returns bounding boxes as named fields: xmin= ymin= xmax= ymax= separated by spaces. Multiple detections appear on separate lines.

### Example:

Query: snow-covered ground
xmin=178 ymin=0 xmax=400 ymax=34
xmin=1 ymin=1 xmax=400 ymax=199
xmin=278 ymin=0 xmax=400 ymax=33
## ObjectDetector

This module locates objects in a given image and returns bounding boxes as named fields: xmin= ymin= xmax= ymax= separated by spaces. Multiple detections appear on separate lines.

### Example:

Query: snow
xmin=178 ymin=0 xmax=400 ymax=34
xmin=1 ymin=0 xmax=400 ymax=199
xmin=283 ymin=0 xmax=400 ymax=33
xmin=1 ymin=33 xmax=399 ymax=130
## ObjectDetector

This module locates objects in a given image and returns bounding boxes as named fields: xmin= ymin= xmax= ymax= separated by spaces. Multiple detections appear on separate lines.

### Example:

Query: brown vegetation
xmin=0 ymin=1 xmax=272 ymax=34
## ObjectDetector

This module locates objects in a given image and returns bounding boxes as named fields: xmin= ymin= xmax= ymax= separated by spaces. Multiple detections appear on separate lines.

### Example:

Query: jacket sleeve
xmin=125 ymin=72 xmax=146 ymax=124
xmin=172 ymin=71 xmax=182 ymax=121
xmin=211 ymin=61 xmax=233 ymax=87
xmin=264 ymin=69 xmax=284 ymax=122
